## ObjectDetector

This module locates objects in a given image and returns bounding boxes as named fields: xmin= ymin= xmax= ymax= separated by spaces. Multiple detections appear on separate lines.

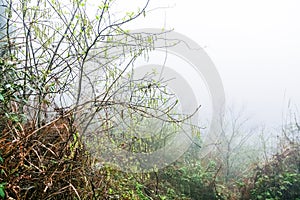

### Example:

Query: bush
xmin=249 ymin=146 xmax=300 ymax=200
xmin=152 ymin=147 xmax=227 ymax=200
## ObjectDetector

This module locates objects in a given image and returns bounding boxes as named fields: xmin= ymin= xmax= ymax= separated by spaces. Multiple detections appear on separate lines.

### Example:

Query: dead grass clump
xmin=0 ymin=115 xmax=101 ymax=200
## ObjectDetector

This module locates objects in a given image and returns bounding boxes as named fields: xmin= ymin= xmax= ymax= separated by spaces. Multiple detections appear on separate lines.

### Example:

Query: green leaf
xmin=0 ymin=157 xmax=3 ymax=163
xmin=0 ymin=187 xmax=4 ymax=199
xmin=0 ymin=94 xmax=4 ymax=102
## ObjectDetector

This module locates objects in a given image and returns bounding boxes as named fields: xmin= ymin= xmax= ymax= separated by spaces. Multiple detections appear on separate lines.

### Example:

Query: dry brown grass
xmin=0 ymin=114 xmax=106 ymax=200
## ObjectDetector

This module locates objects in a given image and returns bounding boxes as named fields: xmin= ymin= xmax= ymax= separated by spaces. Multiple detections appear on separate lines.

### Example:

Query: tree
xmin=1 ymin=0 xmax=197 ymax=171
xmin=1 ymin=0 xmax=203 ymax=198
xmin=215 ymin=106 xmax=257 ymax=183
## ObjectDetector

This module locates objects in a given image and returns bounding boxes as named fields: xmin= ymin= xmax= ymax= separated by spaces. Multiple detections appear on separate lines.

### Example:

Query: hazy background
xmin=114 ymin=0 xmax=300 ymax=129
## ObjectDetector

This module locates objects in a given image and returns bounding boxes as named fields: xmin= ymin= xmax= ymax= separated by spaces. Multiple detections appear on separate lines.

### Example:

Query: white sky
xmin=116 ymin=0 xmax=300 ymax=128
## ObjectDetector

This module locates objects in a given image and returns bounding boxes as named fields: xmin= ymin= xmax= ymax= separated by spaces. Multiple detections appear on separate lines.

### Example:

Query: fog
xmin=116 ymin=0 xmax=300 ymax=129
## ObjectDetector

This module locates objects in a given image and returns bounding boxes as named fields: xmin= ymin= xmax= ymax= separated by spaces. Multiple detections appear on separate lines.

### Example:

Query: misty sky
xmin=117 ymin=0 xmax=300 ymax=128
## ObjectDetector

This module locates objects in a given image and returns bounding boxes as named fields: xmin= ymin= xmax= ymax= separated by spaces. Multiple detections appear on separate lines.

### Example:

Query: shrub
xmin=249 ymin=146 xmax=300 ymax=200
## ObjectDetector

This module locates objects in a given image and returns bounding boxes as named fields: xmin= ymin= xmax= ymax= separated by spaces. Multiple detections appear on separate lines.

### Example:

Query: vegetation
xmin=1 ymin=0 xmax=300 ymax=199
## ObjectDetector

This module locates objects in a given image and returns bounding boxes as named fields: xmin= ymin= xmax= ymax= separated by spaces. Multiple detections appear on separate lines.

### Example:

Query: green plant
xmin=248 ymin=144 xmax=300 ymax=200
xmin=135 ymin=182 xmax=149 ymax=200
xmin=251 ymin=172 xmax=300 ymax=200
xmin=0 ymin=58 xmax=26 ymax=122
xmin=154 ymin=147 xmax=224 ymax=200
xmin=0 ymin=182 xmax=5 ymax=199
xmin=0 ymin=154 xmax=4 ymax=199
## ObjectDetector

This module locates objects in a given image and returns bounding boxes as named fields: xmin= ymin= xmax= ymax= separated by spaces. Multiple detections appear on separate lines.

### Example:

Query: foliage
xmin=239 ymin=121 xmax=300 ymax=200
xmin=149 ymin=145 xmax=228 ymax=200
xmin=0 ymin=182 xmax=5 ymax=199
xmin=249 ymin=146 xmax=300 ymax=200
xmin=0 ymin=153 xmax=5 ymax=199
xmin=0 ymin=57 xmax=27 ymax=130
